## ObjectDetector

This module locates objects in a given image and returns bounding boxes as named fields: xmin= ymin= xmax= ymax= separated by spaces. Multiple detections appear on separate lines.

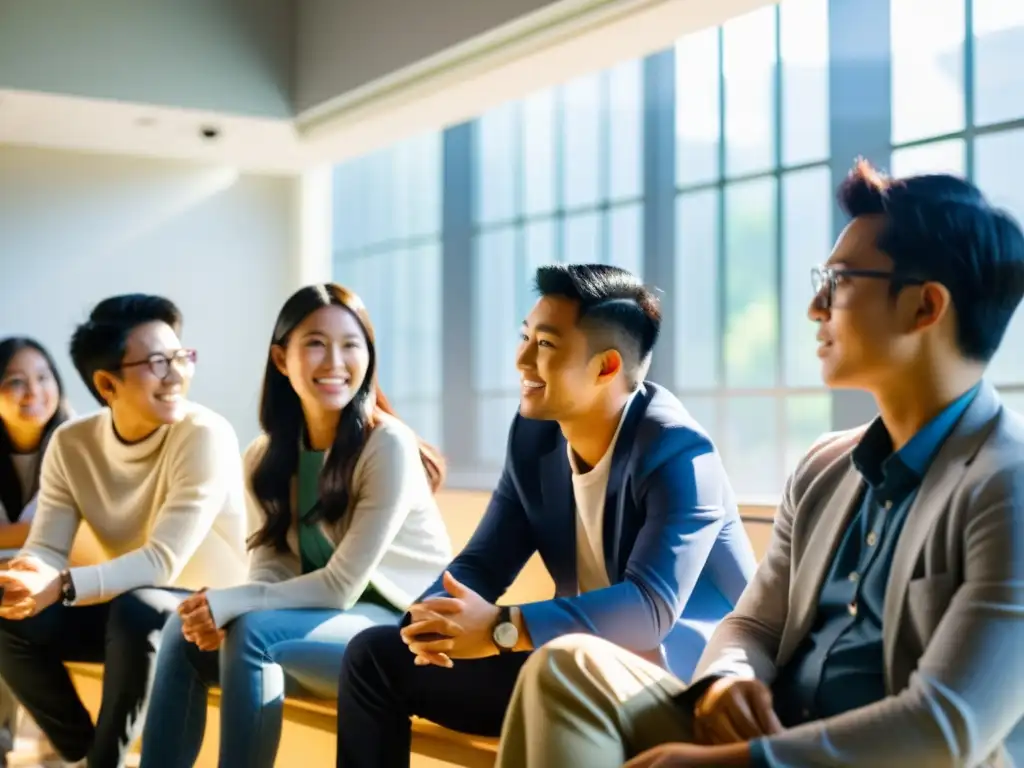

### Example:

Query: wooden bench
xmin=65 ymin=493 xmax=774 ymax=767
xmin=67 ymin=661 xmax=499 ymax=768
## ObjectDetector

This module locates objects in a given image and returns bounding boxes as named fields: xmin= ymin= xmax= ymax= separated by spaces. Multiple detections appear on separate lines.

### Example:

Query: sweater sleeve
xmin=205 ymin=424 xmax=419 ymax=628
xmin=241 ymin=437 xmax=299 ymax=585
xmin=19 ymin=436 xmax=80 ymax=571
xmin=68 ymin=417 xmax=242 ymax=603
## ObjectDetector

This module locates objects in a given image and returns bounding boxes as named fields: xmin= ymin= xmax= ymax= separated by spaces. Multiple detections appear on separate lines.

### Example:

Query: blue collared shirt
xmin=750 ymin=385 xmax=979 ymax=766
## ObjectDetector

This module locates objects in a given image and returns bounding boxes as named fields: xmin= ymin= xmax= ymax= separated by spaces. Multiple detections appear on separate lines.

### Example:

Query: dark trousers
xmin=0 ymin=587 xmax=186 ymax=768
xmin=335 ymin=625 xmax=530 ymax=768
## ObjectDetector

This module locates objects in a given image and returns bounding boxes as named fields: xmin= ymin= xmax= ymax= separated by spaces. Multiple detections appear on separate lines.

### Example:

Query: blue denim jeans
xmin=138 ymin=603 xmax=400 ymax=768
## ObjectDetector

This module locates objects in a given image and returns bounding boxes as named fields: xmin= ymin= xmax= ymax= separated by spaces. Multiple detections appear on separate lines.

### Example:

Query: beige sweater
xmin=205 ymin=412 xmax=452 ymax=628
xmin=21 ymin=404 xmax=248 ymax=603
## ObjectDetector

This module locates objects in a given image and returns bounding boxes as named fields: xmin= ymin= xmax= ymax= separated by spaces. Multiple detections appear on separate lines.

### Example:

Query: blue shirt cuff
xmin=749 ymin=738 xmax=772 ymax=768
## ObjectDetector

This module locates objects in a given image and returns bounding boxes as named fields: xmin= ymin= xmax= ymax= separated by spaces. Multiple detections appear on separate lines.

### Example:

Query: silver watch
xmin=492 ymin=606 xmax=519 ymax=652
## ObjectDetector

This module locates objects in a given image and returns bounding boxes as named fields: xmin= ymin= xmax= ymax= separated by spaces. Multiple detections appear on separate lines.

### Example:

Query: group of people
xmin=0 ymin=159 xmax=1019 ymax=768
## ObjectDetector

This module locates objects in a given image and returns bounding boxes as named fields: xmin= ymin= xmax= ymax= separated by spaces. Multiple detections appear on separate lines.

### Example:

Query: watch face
xmin=493 ymin=622 xmax=519 ymax=649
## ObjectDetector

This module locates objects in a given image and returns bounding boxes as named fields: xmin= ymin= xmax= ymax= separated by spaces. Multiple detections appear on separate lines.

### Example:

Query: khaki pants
xmin=497 ymin=634 xmax=694 ymax=768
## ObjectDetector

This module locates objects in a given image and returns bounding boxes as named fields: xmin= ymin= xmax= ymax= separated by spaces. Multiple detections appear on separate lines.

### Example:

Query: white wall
xmin=0 ymin=0 xmax=293 ymax=118
xmin=0 ymin=146 xmax=298 ymax=447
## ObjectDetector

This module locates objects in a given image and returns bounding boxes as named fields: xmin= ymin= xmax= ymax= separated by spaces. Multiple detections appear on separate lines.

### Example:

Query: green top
xmin=297 ymin=447 xmax=334 ymax=574
xmin=295 ymin=446 xmax=395 ymax=610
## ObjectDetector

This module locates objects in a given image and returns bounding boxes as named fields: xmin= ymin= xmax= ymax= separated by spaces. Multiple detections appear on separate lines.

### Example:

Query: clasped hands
xmin=399 ymin=571 xmax=501 ymax=668
xmin=623 ymin=677 xmax=784 ymax=768
xmin=0 ymin=557 xmax=62 ymax=619
xmin=0 ymin=557 xmax=225 ymax=652
xmin=177 ymin=589 xmax=225 ymax=651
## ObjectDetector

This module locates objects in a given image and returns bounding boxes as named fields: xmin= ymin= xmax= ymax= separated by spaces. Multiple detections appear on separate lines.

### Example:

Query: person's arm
xmin=419 ymin=467 xmax=536 ymax=606
xmin=517 ymin=432 xmax=755 ymax=653
xmin=205 ymin=424 xmax=450 ymax=627
xmin=413 ymin=418 xmax=537 ymax=607
xmin=19 ymin=440 xmax=80 ymax=571
xmin=687 ymin=470 xmax=796 ymax=687
xmin=755 ymin=465 xmax=1024 ymax=767
xmin=67 ymin=418 xmax=242 ymax=604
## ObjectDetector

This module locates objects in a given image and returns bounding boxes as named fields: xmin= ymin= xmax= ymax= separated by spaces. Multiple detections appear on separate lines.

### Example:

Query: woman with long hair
xmin=0 ymin=336 xmax=71 ymax=760
xmin=0 ymin=337 xmax=71 ymax=552
xmin=139 ymin=283 xmax=452 ymax=768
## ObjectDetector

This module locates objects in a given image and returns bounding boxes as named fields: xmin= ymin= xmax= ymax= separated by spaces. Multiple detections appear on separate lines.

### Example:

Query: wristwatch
xmin=58 ymin=569 xmax=77 ymax=607
xmin=491 ymin=606 xmax=519 ymax=653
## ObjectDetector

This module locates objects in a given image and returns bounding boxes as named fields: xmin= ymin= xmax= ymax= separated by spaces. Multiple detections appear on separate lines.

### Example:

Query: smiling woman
xmin=139 ymin=283 xmax=452 ymax=768
xmin=0 ymin=337 xmax=72 ymax=550
xmin=0 ymin=337 xmax=72 ymax=758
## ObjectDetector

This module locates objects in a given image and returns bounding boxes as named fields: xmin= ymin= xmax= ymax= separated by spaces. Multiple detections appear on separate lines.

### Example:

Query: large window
xmin=471 ymin=60 xmax=646 ymax=468
xmin=332 ymin=131 xmax=444 ymax=447
xmin=325 ymin=0 xmax=1024 ymax=497
xmin=674 ymin=0 xmax=832 ymax=499
xmin=890 ymin=0 xmax=1024 ymax=411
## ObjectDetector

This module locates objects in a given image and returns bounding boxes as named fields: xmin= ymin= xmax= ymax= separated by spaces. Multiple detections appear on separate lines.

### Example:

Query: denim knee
xmin=158 ymin=613 xmax=199 ymax=662
xmin=223 ymin=611 xmax=280 ymax=661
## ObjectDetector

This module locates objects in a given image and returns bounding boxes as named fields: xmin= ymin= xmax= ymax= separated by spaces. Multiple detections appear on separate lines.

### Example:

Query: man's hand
xmin=0 ymin=558 xmax=61 ymax=620
xmin=693 ymin=678 xmax=783 ymax=745
xmin=179 ymin=590 xmax=225 ymax=652
xmin=624 ymin=742 xmax=751 ymax=767
xmin=400 ymin=571 xmax=500 ymax=668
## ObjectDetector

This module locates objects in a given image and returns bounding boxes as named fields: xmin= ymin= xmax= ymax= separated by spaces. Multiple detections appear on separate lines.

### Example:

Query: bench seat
xmin=67 ymin=661 xmax=497 ymax=768
xmin=59 ymin=494 xmax=773 ymax=767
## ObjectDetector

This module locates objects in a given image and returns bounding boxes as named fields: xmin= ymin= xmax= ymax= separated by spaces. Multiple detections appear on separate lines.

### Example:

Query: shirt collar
xmin=852 ymin=383 xmax=980 ymax=487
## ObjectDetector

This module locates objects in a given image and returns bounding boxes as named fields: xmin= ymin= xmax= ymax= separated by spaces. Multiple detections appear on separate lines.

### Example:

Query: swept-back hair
xmin=535 ymin=264 xmax=662 ymax=387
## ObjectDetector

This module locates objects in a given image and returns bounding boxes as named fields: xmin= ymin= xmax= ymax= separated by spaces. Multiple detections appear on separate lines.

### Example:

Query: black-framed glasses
xmin=121 ymin=349 xmax=197 ymax=380
xmin=810 ymin=265 xmax=924 ymax=310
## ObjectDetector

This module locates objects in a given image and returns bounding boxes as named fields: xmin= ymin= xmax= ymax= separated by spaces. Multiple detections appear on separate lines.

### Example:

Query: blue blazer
xmin=422 ymin=382 xmax=758 ymax=680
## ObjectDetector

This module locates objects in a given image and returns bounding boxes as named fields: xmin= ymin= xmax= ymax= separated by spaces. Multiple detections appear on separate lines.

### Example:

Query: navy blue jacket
xmin=420 ymin=382 xmax=757 ymax=679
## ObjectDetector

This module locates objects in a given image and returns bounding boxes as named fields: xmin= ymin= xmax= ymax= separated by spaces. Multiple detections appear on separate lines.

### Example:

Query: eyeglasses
xmin=121 ymin=349 xmax=197 ymax=380
xmin=810 ymin=265 xmax=924 ymax=310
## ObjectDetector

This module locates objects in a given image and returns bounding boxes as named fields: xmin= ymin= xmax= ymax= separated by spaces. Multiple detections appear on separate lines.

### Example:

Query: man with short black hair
xmin=0 ymin=294 xmax=247 ymax=768
xmin=496 ymin=163 xmax=1024 ymax=768
xmin=335 ymin=264 xmax=757 ymax=767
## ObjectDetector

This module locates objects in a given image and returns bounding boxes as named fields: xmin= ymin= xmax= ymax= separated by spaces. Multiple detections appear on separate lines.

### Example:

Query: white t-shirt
xmin=568 ymin=392 xmax=638 ymax=595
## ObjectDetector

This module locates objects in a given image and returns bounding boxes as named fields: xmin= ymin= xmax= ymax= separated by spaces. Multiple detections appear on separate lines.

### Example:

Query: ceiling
xmin=0 ymin=0 xmax=774 ymax=175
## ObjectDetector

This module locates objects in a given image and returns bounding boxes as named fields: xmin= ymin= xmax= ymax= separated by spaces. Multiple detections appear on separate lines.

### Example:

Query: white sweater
xmin=205 ymin=413 xmax=452 ymax=628
xmin=20 ymin=404 xmax=248 ymax=603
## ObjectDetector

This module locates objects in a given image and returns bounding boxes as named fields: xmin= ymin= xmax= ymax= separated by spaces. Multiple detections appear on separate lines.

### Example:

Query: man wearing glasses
xmin=493 ymin=160 xmax=1024 ymax=767
xmin=0 ymin=294 xmax=247 ymax=768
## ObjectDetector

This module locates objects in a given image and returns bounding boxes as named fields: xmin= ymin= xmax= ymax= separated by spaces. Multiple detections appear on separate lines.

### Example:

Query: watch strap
xmin=59 ymin=569 xmax=77 ymax=606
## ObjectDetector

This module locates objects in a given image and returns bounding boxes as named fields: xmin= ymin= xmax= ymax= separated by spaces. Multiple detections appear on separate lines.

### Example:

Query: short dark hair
xmin=837 ymin=159 xmax=1024 ymax=362
xmin=70 ymin=294 xmax=182 ymax=405
xmin=534 ymin=264 xmax=661 ymax=387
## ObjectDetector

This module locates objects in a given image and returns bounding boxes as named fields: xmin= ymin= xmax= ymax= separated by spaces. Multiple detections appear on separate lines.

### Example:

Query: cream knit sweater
xmin=20 ymin=403 xmax=248 ymax=603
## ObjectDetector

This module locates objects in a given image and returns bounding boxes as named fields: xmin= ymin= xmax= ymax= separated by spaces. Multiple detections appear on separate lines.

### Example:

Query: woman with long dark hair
xmin=0 ymin=337 xmax=70 ymax=760
xmin=0 ymin=337 xmax=71 ymax=552
xmin=140 ymin=284 xmax=452 ymax=768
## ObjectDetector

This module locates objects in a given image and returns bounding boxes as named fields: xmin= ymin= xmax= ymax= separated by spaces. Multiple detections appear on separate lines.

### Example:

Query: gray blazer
xmin=694 ymin=381 xmax=1024 ymax=767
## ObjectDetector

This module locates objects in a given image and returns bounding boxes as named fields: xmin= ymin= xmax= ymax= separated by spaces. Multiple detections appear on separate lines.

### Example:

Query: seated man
xmin=335 ymin=264 xmax=758 ymax=767
xmin=495 ymin=162 xmax=1024 ymax=768
xmin=0 ymin=294 xmax=248 ymax=768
